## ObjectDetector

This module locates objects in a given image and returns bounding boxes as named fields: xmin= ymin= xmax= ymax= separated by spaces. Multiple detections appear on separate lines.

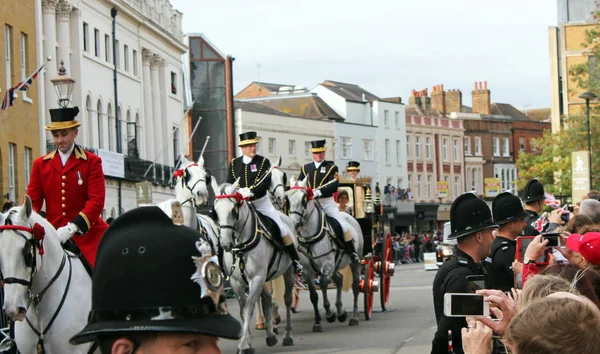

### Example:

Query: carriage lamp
xmin=50 ymin=61 xmax=76 ymax=108
xmin=374 ymin=195 xmax=382 ymax=216
xmin=364 ymin=188 xmax=374 ymax=214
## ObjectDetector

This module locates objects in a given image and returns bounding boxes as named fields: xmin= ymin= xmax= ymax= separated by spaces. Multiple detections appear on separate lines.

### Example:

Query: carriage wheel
xmin=379 ymin=232 xmax=394 ymax=311
xmin=360 ymin=259 xmax=375 ymax=321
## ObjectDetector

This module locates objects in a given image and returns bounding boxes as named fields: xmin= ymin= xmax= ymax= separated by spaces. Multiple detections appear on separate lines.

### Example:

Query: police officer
xmin=227 ymin=131 xmax=302 ymax=274
xmin=521 ymin=179 xmax=563 ymax=236
xmin=70 ymin=207 xmax=242 ymax=354
xmin=431 ymin=193 xmax=499 ymax=354
xmin=489 ymin=192 xmax=527 ymax=292
xmin=346 ymin=161 xmax=360 ymax=179
xmin=299 ymin=140 xmax=360 ymax=264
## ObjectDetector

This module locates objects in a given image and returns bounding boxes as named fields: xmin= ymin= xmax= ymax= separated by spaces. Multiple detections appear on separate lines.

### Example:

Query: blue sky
xmin=172 ymin=0 xmax=558 ymax=109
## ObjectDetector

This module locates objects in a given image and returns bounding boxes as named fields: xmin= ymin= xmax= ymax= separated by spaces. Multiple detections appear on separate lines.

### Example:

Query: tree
xmin=517 ymin=10 xmax=600 ymax=197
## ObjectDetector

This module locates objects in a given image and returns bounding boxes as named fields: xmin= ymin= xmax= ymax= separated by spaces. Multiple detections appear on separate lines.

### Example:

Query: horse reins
xmin=174 ymin=164 xmax=211 ymax=208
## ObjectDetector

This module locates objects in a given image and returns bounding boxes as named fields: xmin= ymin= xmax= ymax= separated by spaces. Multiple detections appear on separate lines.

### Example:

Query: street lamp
xmin=579 ymin=91 xmax=597 ymax=190
xmin=50 ymin=61 xmax=75 ymax=108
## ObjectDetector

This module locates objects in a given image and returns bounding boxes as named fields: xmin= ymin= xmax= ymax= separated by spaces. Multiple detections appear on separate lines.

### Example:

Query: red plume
xmin=33 ymin=223 xmax=45 ymax=255
xmin=306 ymin=187 xmax=314 ymax=201
xmin=173 ymin=169 xmax=184 ymax=178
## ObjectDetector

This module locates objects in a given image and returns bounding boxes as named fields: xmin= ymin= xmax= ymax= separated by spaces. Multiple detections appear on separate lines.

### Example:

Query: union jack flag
xmin=1 ymin=60 xmax=48 ymax=111
xmin=544 ymin=192 xmax=560 ymax=208
xmin=531 ymin=212 xmax=548 ymax=232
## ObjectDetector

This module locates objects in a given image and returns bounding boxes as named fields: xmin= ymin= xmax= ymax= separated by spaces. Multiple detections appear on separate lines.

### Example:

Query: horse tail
xmin=339 ymin=264 xmax=353 ymax=292
xmin=270 ymin=276 xmax=286 ymax=307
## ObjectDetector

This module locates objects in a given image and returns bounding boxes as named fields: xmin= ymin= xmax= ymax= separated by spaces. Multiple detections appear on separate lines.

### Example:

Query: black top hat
xmin=70 ymin=207 xmax=242 ymax=344
xmin=492 ymin=192 xmax=527 ymax=226
xmin=238 ymin=131 xmax=259 ymax=147
xmin=45 ymin=107 xmax=81 ymax=131
xmin=448 ymin=193 xmax=498 ymax=239
xmin=521 ymin=178 xmax=545 ymax=203
xmin=310 ymin=140 xmax=327 ymax=153
xmin=346 ymin=161 xmax=360 ymax=171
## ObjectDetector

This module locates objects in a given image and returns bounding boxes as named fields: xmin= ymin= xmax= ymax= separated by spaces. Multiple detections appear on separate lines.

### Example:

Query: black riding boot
xmin=285 ymin=244 xmax=303 ymax=274
xmin=345 ymin=240 xmax=360 ymax=264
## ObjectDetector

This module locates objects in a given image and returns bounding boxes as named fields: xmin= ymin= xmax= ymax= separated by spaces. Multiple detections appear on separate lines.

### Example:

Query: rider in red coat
xmin=27 ymin=107 xmax=107 ymax=268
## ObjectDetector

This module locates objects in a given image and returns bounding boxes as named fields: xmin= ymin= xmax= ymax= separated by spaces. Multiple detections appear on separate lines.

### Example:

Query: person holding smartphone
xmin=488 ymin=192 xmax=528 ymax=292
xmin=520 ymin=179 xmax=563 ymax=236
xmin=431 ymin=193 xmax=499 ymax=354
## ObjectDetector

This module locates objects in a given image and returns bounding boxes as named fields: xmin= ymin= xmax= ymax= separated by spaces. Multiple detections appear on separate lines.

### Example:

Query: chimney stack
xmin=408 ymin=89 xmax=422 ymax=107
xmin=431 ymin=85 xmax=446 ymax=114
xmin=472 ymin=81 xmax=491 ymax=114
xmin=419 ymin=88 xmax=430 ymax=110
xmin=446 ymin=89 xmax=463 ymax=113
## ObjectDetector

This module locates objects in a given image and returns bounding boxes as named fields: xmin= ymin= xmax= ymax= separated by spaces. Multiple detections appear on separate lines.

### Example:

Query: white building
xmin=311 ymin=80 xmax=408 ymax=190
xmin=234 ymin=100 xmax=335 ymax=179
xmin=38 ymin=0 xmax=186 ymax=217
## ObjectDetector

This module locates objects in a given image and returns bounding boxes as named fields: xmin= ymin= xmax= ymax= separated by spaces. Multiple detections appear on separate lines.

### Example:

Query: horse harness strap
xmin=26 ymin=254 xmax=72 ymax=354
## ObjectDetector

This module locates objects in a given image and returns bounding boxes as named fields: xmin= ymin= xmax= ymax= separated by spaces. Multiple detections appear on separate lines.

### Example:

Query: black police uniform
xmin=432 ymin=249 xmax=487 ymax=354
xmin=431 ymin=193 xmax=498 ymax=354
xmin=227 ymin=155 xmax=271 ymax=200
xmin=489 ymin=236 xmax=516 ymax=292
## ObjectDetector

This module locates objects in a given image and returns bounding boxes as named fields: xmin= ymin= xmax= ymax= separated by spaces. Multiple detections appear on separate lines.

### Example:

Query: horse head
xmin=213 ymin=179 xmax=245 ymax=252
xmin=0 ymin=196 xmax=57 ymax=321
xmin=174 ymin=155 xmax=211 ymax=206
xmin=286 ymin=176 xmax=311 ymax=231
xmin=269 ymin=156 xmax=287 ymax=210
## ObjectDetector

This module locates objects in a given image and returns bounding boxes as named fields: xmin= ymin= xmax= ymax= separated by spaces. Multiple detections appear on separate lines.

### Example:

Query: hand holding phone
xmin=444 ymin=293 xmax=490 ymax=317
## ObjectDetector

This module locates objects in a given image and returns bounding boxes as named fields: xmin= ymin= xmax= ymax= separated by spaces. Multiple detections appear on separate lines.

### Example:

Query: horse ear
xmin=180 ymin=154 xmax=191 ymax=167
xmin=230 ymin=178 xmax=240 ymax=193
xmin=18 ymin=195 xmax=33 ymax=220
xmin=300 ymin=177 xmax=308 ymax=187
xmin=210 ymin=175 xmax=220 ymax=196
xmin=276 ymin=155 xmax=282 ymax=168
xmin=198 ymin=155 xmax=205 ymax=167
xmin=289 ymin=175 xmax=296 ymax=186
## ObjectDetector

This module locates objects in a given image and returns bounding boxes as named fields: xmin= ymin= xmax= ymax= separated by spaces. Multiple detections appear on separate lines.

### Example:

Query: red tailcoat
xmin=27 ymin=145 xmax=108 ymax=267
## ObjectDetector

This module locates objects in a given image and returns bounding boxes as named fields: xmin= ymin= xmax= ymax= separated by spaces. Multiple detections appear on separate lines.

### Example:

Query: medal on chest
xmin=320 ymin=166 xmax=326 ymax=173
xmin=77 ymin=171 xmax=83 ymax=185
xmin=250 ymin=164 xmax=257 ymax=173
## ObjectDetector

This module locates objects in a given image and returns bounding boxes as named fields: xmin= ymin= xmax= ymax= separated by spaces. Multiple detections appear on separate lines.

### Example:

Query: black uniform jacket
xmin=298 ymin=161 xmax=339 ymax=198
xmin=431 ymin=249 xmax=487 ymax=354
xmin=488 ymin=236 xmax=516 ymax=292
xmin=227 ymin=155 xmax=271 ymax=200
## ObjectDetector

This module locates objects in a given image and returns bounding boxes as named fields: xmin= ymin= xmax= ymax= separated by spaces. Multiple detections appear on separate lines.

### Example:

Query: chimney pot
xmin=474 ymin=82 xmax=477 ymax=90
xmin=441 ymin=84 xmax=444 ymax=91
xmin=484 ymin=81 xmax=488 ymax=89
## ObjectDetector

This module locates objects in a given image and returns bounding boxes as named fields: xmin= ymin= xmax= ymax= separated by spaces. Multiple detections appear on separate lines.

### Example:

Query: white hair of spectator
xmin=579 ymin=199 xmax=600 ymax=225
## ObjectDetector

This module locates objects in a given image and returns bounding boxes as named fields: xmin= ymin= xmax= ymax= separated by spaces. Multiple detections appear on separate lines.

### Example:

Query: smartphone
xmin=516 ymin=236 xmax=550 ymax=265
xmin=561 ymin=212 xmax=570 ymax=224
xmin=567 ymin=205 xmax=575 ymax=213
xmin=443 ymin=293 xmax=490 ymax=317
xmin=466 ymin=275 xmax=485 ymax=293
xmin=541 ymin=233 xmax=562 ymax=248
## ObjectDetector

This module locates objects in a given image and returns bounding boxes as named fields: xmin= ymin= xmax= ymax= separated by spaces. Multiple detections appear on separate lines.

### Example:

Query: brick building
xmin=0 ymin=0 xmax=40 ymax=204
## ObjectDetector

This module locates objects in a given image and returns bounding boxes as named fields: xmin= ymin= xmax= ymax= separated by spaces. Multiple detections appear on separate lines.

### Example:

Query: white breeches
xmin=252 ymin=195 xmax=292 ymax=238
xmin=317 ymin=197 xmax=350 ymax=233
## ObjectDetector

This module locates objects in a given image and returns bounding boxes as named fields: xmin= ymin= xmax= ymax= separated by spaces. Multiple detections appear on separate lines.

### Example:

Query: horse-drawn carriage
xmin=336 ymin=176 xmax=396 ymax=319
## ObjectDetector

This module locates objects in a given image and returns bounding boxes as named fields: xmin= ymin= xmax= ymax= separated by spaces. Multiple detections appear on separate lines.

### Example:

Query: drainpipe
xmin=111 ymin=7 xmax=122 ymax=216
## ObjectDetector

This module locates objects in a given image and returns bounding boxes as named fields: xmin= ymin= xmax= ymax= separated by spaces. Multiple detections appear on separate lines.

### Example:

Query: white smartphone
xmin=443 ymin=293 xmax=489 ymax=317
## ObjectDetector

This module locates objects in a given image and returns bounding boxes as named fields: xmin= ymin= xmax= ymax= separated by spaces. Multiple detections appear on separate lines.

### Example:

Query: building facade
xmin=0 ymin=0 xmax=40 ymax=204
xmin=39 ymin=0 xmax=186 ymax=217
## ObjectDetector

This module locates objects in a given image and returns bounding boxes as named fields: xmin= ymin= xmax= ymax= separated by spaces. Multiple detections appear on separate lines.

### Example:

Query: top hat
xmin=238 ymin=131 xmax=259 ymax=147
xmin=566 ymin=232 xmax=600 ymax=265
xmin=70 ymin=207 xmax=242 ymax=344
xmin=310 ymin=140 xmax=327 ymax=153
xmin=45 ymin=107 xmax=81 ymax=131
xmin=448 ymin=193 xmax=499 ymax=239
xmin=521 ymin=178 xmax=545 ymax=203
xmin=492 ymin=192 xmax=527 ymax=226
xmin=346 ymin=161 xmax=360 ymax=172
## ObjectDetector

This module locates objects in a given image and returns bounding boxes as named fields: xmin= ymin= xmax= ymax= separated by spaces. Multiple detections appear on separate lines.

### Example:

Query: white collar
xmin=59 ymin=144 xmax=75 ymax=166
xmin=242 ymin=155 xmax=253 ymax=164
xmin=314 ymin=160 xmax=324 ymax=168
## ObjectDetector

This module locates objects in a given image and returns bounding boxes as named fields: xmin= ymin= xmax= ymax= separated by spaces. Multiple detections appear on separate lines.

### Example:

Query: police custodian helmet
xmin=70 ymin=207 xmax=241 ymax=344
xmin=521 ymin=178 xmax=545 ymax=203
xmin=448 ymin=193 xmax=499 ymax=240
xmin=492 ymin=192 xmax=527 ymax=226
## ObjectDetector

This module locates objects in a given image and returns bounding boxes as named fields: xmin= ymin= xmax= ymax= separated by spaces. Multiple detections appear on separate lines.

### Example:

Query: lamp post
xmin=579 ymin=91 xmax=597 ymax=190
xmin=50 ymin=60 xmax=75 ymax=108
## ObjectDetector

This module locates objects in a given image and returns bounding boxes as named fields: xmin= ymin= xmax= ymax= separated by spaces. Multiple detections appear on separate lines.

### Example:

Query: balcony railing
xmin=47 ymin=142 xmax=175 ymax=187
xmin=381 ymin=194 xmax=415 ymax=213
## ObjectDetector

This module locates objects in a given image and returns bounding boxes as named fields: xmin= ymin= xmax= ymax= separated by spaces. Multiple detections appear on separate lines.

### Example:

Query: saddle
xmin=256 ymin=212 xmax=285 ymax=251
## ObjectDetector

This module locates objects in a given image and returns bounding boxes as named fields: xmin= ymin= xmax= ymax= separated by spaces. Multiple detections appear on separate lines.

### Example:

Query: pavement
xmin=219 ymin=262 xmax=438 ymax=354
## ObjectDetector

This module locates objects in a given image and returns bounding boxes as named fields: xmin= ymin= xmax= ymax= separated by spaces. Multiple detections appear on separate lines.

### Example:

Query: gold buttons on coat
xmin=61 ymin=190 xmax=65 ymax=194
xmin=62 ymin=212 xmax=66 ymax=216
xmin=62 ymin=183 xmax=65 ymax=187
xmin=62 ymin=204 xmax=66 ymax=208
xmin=62 ymin=176 xmax=66 ymax=180
xmin=62 ymin=197 xmax=66 ymax=201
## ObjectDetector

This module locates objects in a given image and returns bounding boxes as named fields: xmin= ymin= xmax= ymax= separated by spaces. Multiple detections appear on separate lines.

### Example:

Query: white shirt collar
xmin=314 ymin=160 xmax=324 ymax=168
xmin=242 ymin=155 xmax=253 ymax=164
xmin=59 ymin=144 xmax=75 ymax=166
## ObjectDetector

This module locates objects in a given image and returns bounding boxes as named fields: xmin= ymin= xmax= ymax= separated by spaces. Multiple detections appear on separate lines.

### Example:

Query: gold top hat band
xmin=238 ymin=138 xmax=259 ymax=147
xmin=45 ymin=120 xmax=81 ymax=131
xmin=310 ymin=147 xmax=327 ymax=153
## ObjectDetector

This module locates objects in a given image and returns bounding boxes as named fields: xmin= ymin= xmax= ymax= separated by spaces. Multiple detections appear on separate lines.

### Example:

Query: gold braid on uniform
xmin=250 ymin=157 xmax=267 ymax=188
xmin=230 ymin=158 xmax=236 ymax=179
xmin=319 ymin=165 xmax=335 ymax=186
xmin=244 ymin=163 xmax=249 ymax=188
xmin=313 ymin=167 xmax=317 ymax=189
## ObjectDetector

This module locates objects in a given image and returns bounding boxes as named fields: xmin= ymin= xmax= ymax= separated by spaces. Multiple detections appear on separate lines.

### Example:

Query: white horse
xmin=155 ymin=155 xmax=220 ymax=252
xmin=0 ymin=196 xmax=97 ymax=353
xmin=213 ymin=180 xmax=296 ymax=354
xmin=268 ymin=156 xmax=287 ymax=212
xmin=286 ymin=176 xmax=363 ymax=331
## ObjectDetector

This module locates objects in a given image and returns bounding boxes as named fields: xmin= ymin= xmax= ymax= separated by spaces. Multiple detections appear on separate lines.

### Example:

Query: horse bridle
xmin=0 ymin=217 xmax=41 ymax=287
xmin=268 ymin=167 xmax=286 ymax=210
xmin=213 ymin=193 xmax=250 ymax=248
xmin=288 ymin=186 xmax=317 ymax=230
xmin=175 ymin=164 xmax=212 ymax=207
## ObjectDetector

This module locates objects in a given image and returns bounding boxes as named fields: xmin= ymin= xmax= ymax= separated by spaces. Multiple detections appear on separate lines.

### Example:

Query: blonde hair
xmin=506 ymin=297 xmax=600 ymax=354
xmin=521 ymin=274 xmax=579 ymax=310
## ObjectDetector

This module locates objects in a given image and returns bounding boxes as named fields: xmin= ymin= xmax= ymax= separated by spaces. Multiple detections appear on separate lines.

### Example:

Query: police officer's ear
xmin=110 ymin=338 xmax=136 ymax=354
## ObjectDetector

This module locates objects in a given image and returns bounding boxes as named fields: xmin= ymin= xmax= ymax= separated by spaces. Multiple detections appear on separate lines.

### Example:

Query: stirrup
xmin=350 ymin=252 xmax=360 ymax=264
xmin=293 ymin=261 xmax=303 ymax=274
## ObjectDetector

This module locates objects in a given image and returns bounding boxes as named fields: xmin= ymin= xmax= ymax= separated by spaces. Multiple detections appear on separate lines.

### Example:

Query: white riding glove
xmin=56 ymin=222 xmax=80 ymax=244
xmin=313 ymin=189 xmax=322 ymax=198
xmin=238 ymin=187 xmax=254 ymax=199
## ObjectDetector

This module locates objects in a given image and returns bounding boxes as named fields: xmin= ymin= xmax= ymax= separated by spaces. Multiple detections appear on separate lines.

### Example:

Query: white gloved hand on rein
xmin=56 ymin=222 xmax=79 ymax=244
xmin=238 ymin=187 xmax=254 ymax=199
xmin=313 ymin=189 xmax=322 ymax=198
